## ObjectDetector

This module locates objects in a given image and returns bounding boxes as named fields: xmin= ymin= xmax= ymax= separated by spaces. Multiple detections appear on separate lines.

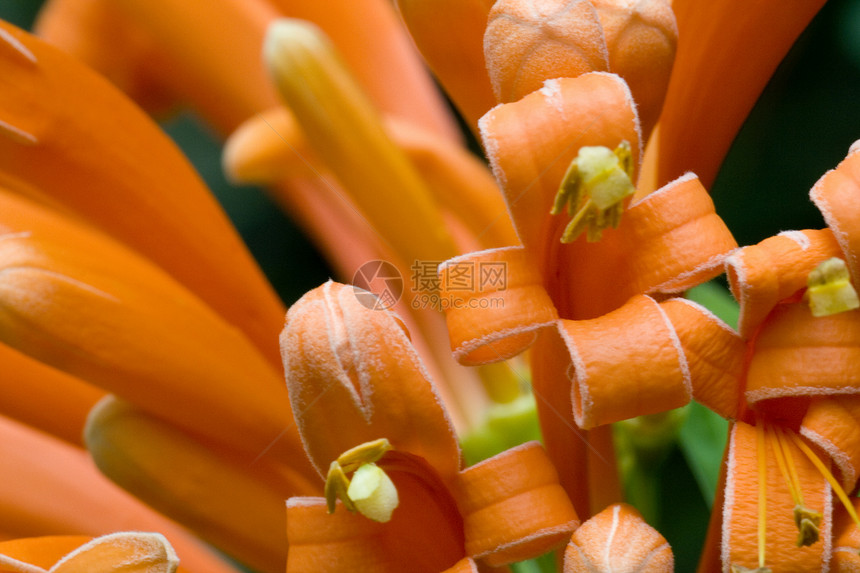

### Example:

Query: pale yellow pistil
xmin=324 ymin=438 xmax=399 ymax=523
xmin=806 ymin=257 xmax=860 ymax=317
xmin=550 ymin=141 xmax=635 ymax=243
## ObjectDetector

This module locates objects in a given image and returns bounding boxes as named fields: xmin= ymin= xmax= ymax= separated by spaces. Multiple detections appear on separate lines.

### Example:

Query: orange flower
xmin=0 ymin=532 xmax=178 ymax=573
xmin=436 ymin=70 xmax=736 ymax=515
xmin=673 ymin=143 xmax=860 ymax=571
xmin=280 ymin=281 xmax=580 ymax=572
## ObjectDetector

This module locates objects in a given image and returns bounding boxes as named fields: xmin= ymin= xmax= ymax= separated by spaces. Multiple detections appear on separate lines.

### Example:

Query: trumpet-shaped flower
xmin=671 ymin=144 xmax=860 ymax=571
xmin=436 ymin=70 xmax=737 ymax=515
xmin=280 ymin=281 xmax=580 ymax=571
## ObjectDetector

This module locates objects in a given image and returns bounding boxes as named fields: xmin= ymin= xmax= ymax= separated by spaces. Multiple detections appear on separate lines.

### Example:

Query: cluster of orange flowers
xmin=0 ymin=0 xmax=856 ymax=572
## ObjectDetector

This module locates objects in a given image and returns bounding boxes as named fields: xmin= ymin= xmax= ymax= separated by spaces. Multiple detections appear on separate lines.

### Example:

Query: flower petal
xmin=0 ymin=343 xmax=102 ymax=447
xmin=281 ymin=281 xmax=460 ymax=480
xmin=561 ymin=295 xmax=691 ymax=429
xmin=810 ymin=145 xmax=860 ymax=286
xmin=87 ymin=398 xmax=310 ymax=573
xmin=452 ymin=442 xmax=579 ymax=566
xmin=564 ymin=503 xmax=673 ymax=572
xmin=439 ymin=246 xmax=558 ymax=366
xmin=722 ymin=422 xmax=832 ymax=571
xmin=49 ymin=532 xmax=178 ymax=573
xmin=660 ymin=298 xmax=744 ymax=420
xmin=484 ymin=0 xmax=608 ymax=104
xmin=654 ymin=0 xmax=826 ymax=188
xmin=266 ymin=0 xmax=459 ymax=142
xmin=479 ymin=72 xmax=640 ymax=262
xmin=831 ymin=498 xmax=860 ymax=572
xmin=591 ymin=0 xmax=677 ymax=139
xmin=746 ymin=303 xmax=860 ymax=410
xmin=801 ymin=397 xmax=860 ymax=492
xmin=0 ymin=22 xmax=285 ymax=365
xmin=725 ymin=229 xmax=842 ymax=339
xmin=394 ymin=0 xmax=497 ymax=131
xmin=0 ymin=191 xmax=302 ymax=460
xmin=34 ymin=0 xmax=176 ymax=115
xmin=0 ymin=415 xmax=240 ymax=573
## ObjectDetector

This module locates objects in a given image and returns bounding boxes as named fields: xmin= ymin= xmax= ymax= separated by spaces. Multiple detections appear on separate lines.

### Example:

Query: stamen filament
xmin=789 ymin=431 xmax=860 ymax=528
xmin=768 ymin=424 xmax=801 ymax=507
xmin=756 ymin=421 xmax=768 ymax=569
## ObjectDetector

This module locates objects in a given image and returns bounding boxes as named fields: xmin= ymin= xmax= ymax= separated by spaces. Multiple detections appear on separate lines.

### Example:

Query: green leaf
xmin=685 ymin=281 xmax=739 ymax=329
xmin=678 ymin=401 xmax=727 ymax=507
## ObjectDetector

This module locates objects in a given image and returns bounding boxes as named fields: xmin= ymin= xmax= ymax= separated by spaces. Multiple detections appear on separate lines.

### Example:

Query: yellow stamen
xmin=264 ymin=19 xmax=457 ymax=267
xmin=789 ymin=431 xmax=860 ymax=530
xmin=806 ymin=257 xmax=860 ymax=317
xmin=773 ymin=426 xmax=822 ymax=546
xmin=336 ymin=438 xmax=392 ymax=472
xmin=550 ymin=141 xmax=635 ymax=243
xmin=755 ymin=421 xmax=768 ymax=569
xmin=323 ymin=439 xmax=399 ymax=522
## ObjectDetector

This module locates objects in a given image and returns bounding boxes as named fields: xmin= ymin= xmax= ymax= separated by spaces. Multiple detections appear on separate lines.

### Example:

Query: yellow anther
xmin=730 ymin=567 xmax=772 ymax=573
xmin=323 ymin=439 xmax=399 ymax=521
xmin=806 ymin=257 xmax=860 ymax=317
xmin=324 ymin=461 xmax=355 ymax=514
xmin=551 ymin=141 xmax=635 ymax=243
xmin=793 ymin=505 xmax=822 ymax=547
xmin=336 ymin=438 xmax=392 ymax=473
xmin=346 ymin=463 xmax=400 ymax=523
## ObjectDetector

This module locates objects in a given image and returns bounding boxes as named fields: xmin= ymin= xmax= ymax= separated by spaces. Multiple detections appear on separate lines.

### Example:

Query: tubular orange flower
xmin=437 ymin=70 xmax=736 ymax=515
xmin=678 ymin=144 xmax=860 ymax=571
xmin=280 ymin=281 xmax=580 ymax=571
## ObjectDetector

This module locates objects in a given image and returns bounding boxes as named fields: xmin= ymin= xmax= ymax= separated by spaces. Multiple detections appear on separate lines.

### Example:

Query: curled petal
xmin=564 ymin=503 xmax=673 ymax=572
xmin=660 ymin=298 xmax=745 ymax=420
xmin=616 ymin=173 xmax=736 ymax=297
xmin=281 ymin=281 xmax=460 ymax=480
xmin=561 ymin=295 xmax=691 ymax=429
xmin=287 ymin=459 xmax=464 ymax=573
xmin=811 ymin=145 xmax=860 ymax=286
xmin=722 ymin=422 xmax=831 ymax=571
xmin=484 ymin=0 xmax=608 ymax=103
xmin=726 ymin=229 xmax=842 ymax=339
xmin=452 ymin=442 xmax=579 ymax=566
xmin=285 ymin=498 xmax=389 ymax=573
xmin=439 ymin=246 xmax=558 ymax=366
xmin=746 ymin=303 xmax=860 ymax=409
xmin=801 ymin=397 xmax=860 ymax=492
xmin=479 ymin=72 xmax=640 ymax=261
